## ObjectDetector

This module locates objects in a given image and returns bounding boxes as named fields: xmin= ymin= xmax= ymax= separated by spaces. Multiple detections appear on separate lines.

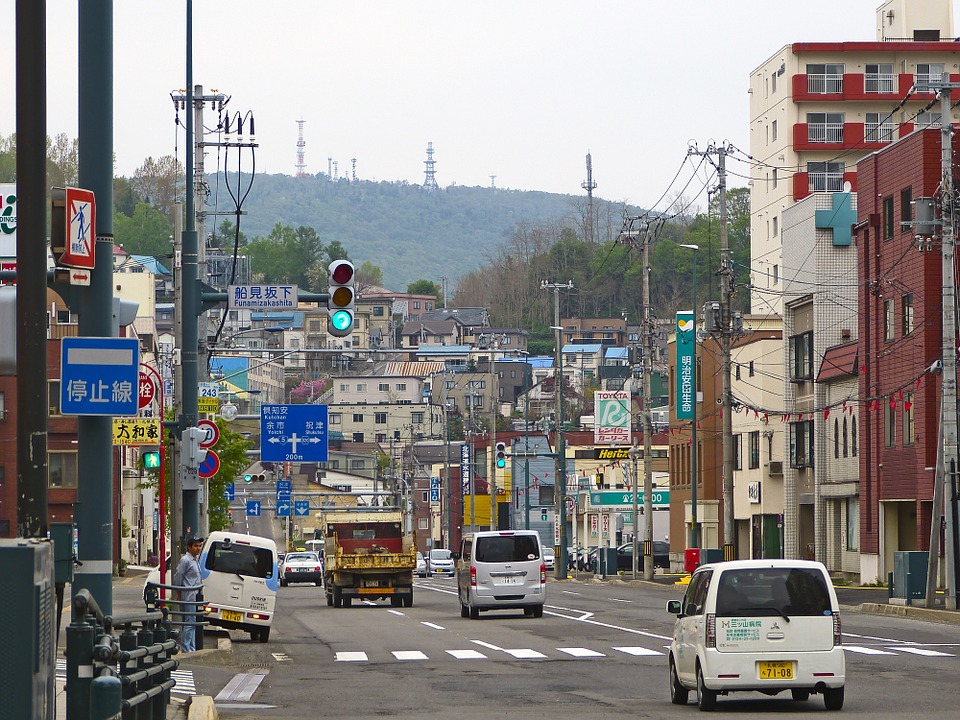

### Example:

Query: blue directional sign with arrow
xmin=294 ymin=500 xmax=310 ymax=516
xmin=261 ymin=404 xmax=328 ymax=462
xmin=275 ymin=498 xmax=292 ymax=517
xmin=223 ymin=482 xmax=235 ymax=501
xmin=246 ymin=500 xmax=261 ymax=517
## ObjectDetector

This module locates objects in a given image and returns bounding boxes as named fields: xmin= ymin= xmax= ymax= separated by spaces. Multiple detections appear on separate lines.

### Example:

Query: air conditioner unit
xmin=768 ymin=460 xmax=784 ymax=475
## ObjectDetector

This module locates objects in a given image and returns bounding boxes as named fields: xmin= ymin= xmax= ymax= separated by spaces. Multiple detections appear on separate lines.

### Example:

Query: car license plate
xmin=221 ymin=610 xmax=243 ymax=623
xmin=496 ymin=575 xmax=521 ymax=585
xmin=758 ymin=661 xmax=793 ymax=680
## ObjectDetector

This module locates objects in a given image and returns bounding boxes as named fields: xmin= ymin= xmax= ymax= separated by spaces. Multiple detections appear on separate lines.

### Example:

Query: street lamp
xmin=679 ymin=243 xmax=700 ymax=550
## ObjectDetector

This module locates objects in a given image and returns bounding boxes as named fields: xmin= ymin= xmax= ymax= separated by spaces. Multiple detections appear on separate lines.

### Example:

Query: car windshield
xmin=475 ymin=535 xmax=540 ymax=563
xmin=205 ymin=541 xmax=274 ymax=578
xmin=430 ymin=549 xmax=452 ymax=560
xmin=286 ymin=553 xmax=318 ymax=563
xmin=715 ymin=567 xmax=833 ymax=617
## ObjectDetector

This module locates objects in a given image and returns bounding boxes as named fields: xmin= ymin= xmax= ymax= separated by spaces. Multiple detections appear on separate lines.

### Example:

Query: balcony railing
xmin=865 ymin=122 xmax=896 ymax=143
xmin=808 ymin=172 xmax=845 ymax=193
xmin=807 ymin=122 xmax=844 ymax=143
xmin=914 ymin=72 xmax=943 ymax=92
xmin=865 ymin=73 xmax=895 ymax=93
xmin=807 ymin=73 xmax=843 ymax=94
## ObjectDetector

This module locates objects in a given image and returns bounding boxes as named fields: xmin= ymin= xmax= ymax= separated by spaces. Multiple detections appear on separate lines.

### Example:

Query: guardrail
xmin=66 ymin=588 xmax=180 ymax=720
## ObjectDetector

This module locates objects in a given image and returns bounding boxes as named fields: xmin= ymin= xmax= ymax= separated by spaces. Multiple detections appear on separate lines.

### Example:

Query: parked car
xmin=426 ymin=548 xmax=455 ymax=577
xmin=614 ymin=541 xmax=671 ymax=572
xmin=280 ymin=551 xmax=323 ymax=586
xmin=415 ymin=551 xmax=427 ymax=578
xmin=542 ymin=546 xmax=556 ymax=571
xmin=666 ymin=559 xmax=845 ymax=711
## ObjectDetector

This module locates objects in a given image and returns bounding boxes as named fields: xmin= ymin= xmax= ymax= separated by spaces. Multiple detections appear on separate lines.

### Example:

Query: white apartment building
xmin=748 ymin=0 xmax=957 ymax=317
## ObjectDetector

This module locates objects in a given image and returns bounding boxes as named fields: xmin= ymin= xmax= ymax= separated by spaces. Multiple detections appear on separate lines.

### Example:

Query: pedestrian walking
xmin=173 ymin=536 xmax=204 ymax=652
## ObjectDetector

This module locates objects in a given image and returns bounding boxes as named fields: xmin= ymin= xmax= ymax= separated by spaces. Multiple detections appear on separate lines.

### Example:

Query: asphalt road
xmin=162 ymin=545 xmax=960 ymax=720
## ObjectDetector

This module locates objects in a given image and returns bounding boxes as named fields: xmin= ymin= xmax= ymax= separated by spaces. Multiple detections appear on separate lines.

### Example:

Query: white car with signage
xmin=665 ymin=559 xmax=845 ymax=711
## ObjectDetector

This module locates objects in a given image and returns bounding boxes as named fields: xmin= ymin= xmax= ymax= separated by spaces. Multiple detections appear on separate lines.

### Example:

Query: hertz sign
xmin=594 ymin=448 xmax=631 ymax=460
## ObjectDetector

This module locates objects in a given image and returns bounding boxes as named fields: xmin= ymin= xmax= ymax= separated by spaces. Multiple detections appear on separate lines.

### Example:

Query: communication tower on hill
xmin=351 ymin=157 xmax=357 ymax=182
xmin=295 ymin=119 xmax=307 ymax=177
xmin=582 ymin=152 xmax=598 ymax=243
xmin=423 ymin=142 xmax=439 ymax=190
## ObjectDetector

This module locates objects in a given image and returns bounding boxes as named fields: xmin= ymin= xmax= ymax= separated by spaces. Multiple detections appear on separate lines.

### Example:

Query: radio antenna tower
xmin=490 ymin=175 xmax=496 ymax=189
xmin=423 ymin=142 xmax=439 ymax=190
xmin=295 ymin=119 xmax=307 ymax=177
xmin=582 ymin=151 xmax=598 ymax=243
xmin=351 ymin=157 xmax=357 ymax=182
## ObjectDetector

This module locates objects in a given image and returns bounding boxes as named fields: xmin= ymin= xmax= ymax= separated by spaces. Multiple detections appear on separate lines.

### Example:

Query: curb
xmin=858 ymin=601 xmax=960 ymax=624
xmin=187 ymin=696 xmax=218 ymax=720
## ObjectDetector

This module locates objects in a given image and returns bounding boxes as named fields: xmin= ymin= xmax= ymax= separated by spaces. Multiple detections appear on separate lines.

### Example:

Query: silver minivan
xmin=455 ymin=530 xmax=546 ymax=619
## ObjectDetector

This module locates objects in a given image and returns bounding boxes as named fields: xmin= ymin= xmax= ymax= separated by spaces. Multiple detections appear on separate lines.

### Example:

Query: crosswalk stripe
xmin=392 ymin=651 xmax=429 ymax=660
xmin=613 ymin=646 xmax=664 ymax=656
xmin=447 ymin=649 xmax=487 ymax=660
xmin=843 ymin=645 xmax=897 ymax=655
xmin=335 ymin=651 xmax=368 ymax=662
xmin=891 ymin=646 xmax=955 ymax=657
xmin=503 ymin=648 xmax=547 ymax=659
xmin=557 ymin=647 xmax=605 ymax=658
xmin=56 ymin=659 xmax=196 ymax=696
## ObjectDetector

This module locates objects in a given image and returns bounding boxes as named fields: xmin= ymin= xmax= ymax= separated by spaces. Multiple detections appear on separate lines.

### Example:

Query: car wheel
xmin=403 ymin=589 xmax=413 ymax=608
xmin=325 ymin=590 xmax=333 ymax=607
xmin=469 ymin=604 xmax=480 ymax=620
xmin=280 ymin=579 xmax=287 ymax=587
xmin=391 ymin=596 xmax=402 ymax=607
xmin=669 ymin=657 xmax=689 ymax=705
xmin=249 ymin=628 xmax=260 ymax=642
xmin=532 ymin=604 xmax=544 ymax=618
xmin=524 ymin=607 xmax=534 ymax=617
xmin=257 ymin=626 xmax=270 ymax=643
xmin=823 ymin=686 xmax=844 ymax=711
xmin=696 ymin=663 xmax=716 ymax=711
xmin=315 ymin=580 xmax=322 ymax=587
xmin=460 ymin=600 xmax=469 ymax=618
xmin=333 ymin=586 xmax=343 ymax=608
xmin=343 ymin=597 xmax=352 ymax=607
xmin=791 ymin=689 xmax=810 ymax=702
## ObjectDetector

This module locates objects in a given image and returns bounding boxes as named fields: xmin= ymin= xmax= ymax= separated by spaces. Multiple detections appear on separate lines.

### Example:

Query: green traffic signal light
xmin=330 ymin=308 xmax=353 ymax=332
xmin=540 ymin=510 xmax=548 ymax=521
xmin=495 ymin=441 xmax=506 ymax=469
xmin=244 ymin=474 xmax=252 ymax=483
xmin=143 ymin=451 xmax=160 ymax=469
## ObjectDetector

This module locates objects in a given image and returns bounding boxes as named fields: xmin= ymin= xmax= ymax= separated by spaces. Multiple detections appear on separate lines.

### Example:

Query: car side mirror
xmin=451 ymin=552 xmax=460 ymax=560
xmin=666 ymin=599 xmax=682 ymax=615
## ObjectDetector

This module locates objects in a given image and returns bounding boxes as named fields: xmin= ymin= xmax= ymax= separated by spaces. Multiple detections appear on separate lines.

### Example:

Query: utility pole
xmin=489 ymin=351 xmax=498 ymax=531
xmin=542 ymin=280 xmax=573 ymax=580
xmin=927 ymin=77 xmax=960 ymax=610
xmin=689 ymin=141 xmax=735 ymax=559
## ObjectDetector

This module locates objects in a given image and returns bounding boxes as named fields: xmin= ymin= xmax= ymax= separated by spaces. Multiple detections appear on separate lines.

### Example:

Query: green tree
xmin=46 ymin=133 xmax=79 ymax=187
xmin=407 ymin=279 xmax=441 ymax=299
xmin=132 ymin=155 xmax=183 ymax=221
xmin=208 ymin=419 xmax=254 ymax=531
xmin=114 ymin=177 xmax=140 ymax=217
xmin=356 ymin=261 xmax=384 ymax=290
xmin=0 ymin=134 xmax=15 ymax=182
xmin=114 ymin=201 xmax=174 ymax=260
xmin=246 ymin=223 xmax=324 ymax=288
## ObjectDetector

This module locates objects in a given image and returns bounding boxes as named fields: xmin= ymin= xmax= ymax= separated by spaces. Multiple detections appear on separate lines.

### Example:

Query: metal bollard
xmin=89 ymin=675 xmax=122 ymax=720
xmin=118 ymin=627 xmax=139 ymax=716
xmin=137 ymin=625 xmax=154 ymax=720
xmin=67 ymin=619 xmax=96 ymax=720
xmin=888 ymin=571 xmax=894 ymax=600
xmin=150 ymin=621 xmax=169 ymax=720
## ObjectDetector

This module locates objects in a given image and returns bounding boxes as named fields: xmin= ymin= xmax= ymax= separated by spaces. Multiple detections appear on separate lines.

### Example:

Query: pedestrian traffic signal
xmin=540 ymin=509 xmax=548 ymax=521
xmin=495 ymin=441 xmax=507 ymax=469
xmin=327 ymin=259 xmax=355 ymax=338
xmin=142 ymin=448 xmax=161 ymax=470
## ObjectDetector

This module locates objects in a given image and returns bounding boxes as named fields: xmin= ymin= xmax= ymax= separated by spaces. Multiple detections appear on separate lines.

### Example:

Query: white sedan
xmin=542 ymin=547 xmax=555 ymax=571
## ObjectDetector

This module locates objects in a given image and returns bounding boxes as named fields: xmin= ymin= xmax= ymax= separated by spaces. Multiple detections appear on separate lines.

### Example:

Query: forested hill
xmin=214 ymin=173 xmax=626 ymax=289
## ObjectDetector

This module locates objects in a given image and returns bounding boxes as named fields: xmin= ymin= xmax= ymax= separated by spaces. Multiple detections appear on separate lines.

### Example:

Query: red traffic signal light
xmin=327 ymin=259 xmax=355 ymax=338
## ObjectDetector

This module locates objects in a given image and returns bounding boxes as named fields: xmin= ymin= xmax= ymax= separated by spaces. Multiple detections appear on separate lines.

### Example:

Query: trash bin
xmin=893 ymin=551 xmax=928 ymax=602
xmin=684 ymin=548 xmax=700 ymax=573
xmin=599 ymin=547 xmax=618 ymax=575
xmin=700 ymin=548 xmax=724 ymax=565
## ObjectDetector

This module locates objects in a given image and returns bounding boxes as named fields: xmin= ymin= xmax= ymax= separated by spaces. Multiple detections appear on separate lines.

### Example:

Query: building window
xmin=902 ymin=293 xmax=914 ymax=335
xmin=772 ymin=216 xmax=779 ymax=237
xmin=771 ymin=70 xmax=777 ymax=94
xmin=843 ymin=417 xmax=849 ymax=457
xmin=789 ymin=331 xmax=813 ymax=381
xmin=48 ymin=381 xmax=61 ymax=416
xmin=883 ymin=196 xmax=895 ymax=240
xmin=773 ymin=264 xmax=779 ymax=285
xmin=735 ymin=364 xmax=741 ymax=380
xmin=733 ymin=434 xmax=742 ymax=470
xmin=353 ymin=413 xmax=364 ymax=423
xmin=49 ymin=451 xmax=78 ymax=488
xmin=351 ymin=459 xmax=365 ymax=469
xmin=884 ymin=397 xmax=896 ymax=447
xmin=413 ymin=301 xmax=421 ymax=309
xmin=396 ymin=383 xmax=407 ymax=391
xmin=865 ymin=112 xmax=895 ymax=143
xmin=418 ymin=517 xmax=429 ymax=531
xmin=884 ymin=299 xmax=895 ymax=341
xmin=904 ymin=392 xmax=915 ymax=446
xmin=772 ymin=167 xmax=778 ymax=188
xmin=0 ymin=391 xmax=4 ymax=421
xmin=421 ymin=490 xmax=429 ymax=504
xmin=748 ymin=431 xmax=760 ymax=469
xmin=373 ymin=306 xmax=385 ymax=317
xmin=356 ymin=383 xmax=366 ymax=392
xmin=834 ymin=419 xmax=840 ymax=458
xmin=807 ymin=161 xmax=845 ymax=192
xmin=806 ymin=63 xmax=844 ymax=93
xmin=339 ymin=383 xmax=348 ymax=392
xmin=789 ymin=420 xmax=815 ymax=468
xmin=330 ymin=414 xmax=341 ymax=425
xmin=375 ymin=412 xmax=387 ymax=424
xmin=375 ymin=433 xmax=386 ymax=443
xmin=412 ymin=412 xmax=424 ymax=424
xmin=865 ymin=63 xmax=894 ymax=93
xmin=916 ymin=63 xmax=945 ymax=91
xmin=852 ymin=418 xmax=858 ymax=456
xmin=379 ymin=383 xmax=389 ymax=392
xmin=807 ymin=112 xmax=844 ymax=143
xmin=772 ymin=119 xmax=778 ymax=141
xmin=846 ymin=498 xmax=859 ymax=551
xmin=749 ymin=361 xmax=755 ymax=377
xmin=901 ymin=187 xmax=913 ymax=228
xmin=916 ymin=111 xmax=942 ymax=129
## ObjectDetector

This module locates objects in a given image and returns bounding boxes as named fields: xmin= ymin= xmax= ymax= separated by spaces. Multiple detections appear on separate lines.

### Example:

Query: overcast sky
xmin=3 ymin=1 xmax=959 ymax=213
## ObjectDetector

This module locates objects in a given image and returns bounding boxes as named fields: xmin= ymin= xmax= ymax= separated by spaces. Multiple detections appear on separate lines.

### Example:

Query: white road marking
xmin=891 ymin=647 xmax=955 ymax=657
xmin=608 ymin=597 xmax=633 ymax=603
xmin=421 ymin=622 xmax=445 ymax=630
xmin=387 ymin=610 xmax=404 ymax=616
xmin=561 ymin=590 xmax=583 ymax=595
xmin=270 ymin=652 xmax=290 ymax=662
xmin=544 ymin=609 xmax=673 ymax=641
xmin=503 ymin=648 xmax=547 ymax=659
xmin=392 ymin=650 xmax=429 ymax=660
xmin=613 ymin=646 xmax=664 ymax=656
xmin=471 ymin=640 xmax=503 ymax=651
xmin=557 ymin=647 xmax=605 ymax=658
xmin=843 ymin=645 xmax=897 ymax=655
xmin=215 ymin=672 xmax=267 ymax=702
xmin=447 ymin=649 xmax=488 ymax=660
xmin=335 ymin=651 xmax=368 ymax=662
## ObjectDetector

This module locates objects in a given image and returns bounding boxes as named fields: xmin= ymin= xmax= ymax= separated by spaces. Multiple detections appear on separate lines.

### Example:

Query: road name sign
xmin=260 ymin=404 xmax=328 ymax=462
xmin=60 ymin=337 xmax=139 ymax=416
xmin=228 ymin=284 xmax=298 ymax=310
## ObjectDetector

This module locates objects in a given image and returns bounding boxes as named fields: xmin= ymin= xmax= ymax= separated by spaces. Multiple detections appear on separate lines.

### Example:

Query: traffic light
xmin=142 ymin=448 xmax=161 ymax=470
xmin=327 ymin=259 xmax=355 ymax=337
xmin=180 ymin=427 xmax=206 ymax=468
xmin=540 ymin=509 xmax=548 ymax=521
xmin=495 ymin=441 xmax=507 ymax=469
xmin=244 ymin=474 xmax=253 ymax=483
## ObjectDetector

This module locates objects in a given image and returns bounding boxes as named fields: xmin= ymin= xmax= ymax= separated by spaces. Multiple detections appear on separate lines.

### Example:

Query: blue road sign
xmin=276 ymin=479 xmax=292 ymax=493
xmin=276 ymin=498 xmax=292 ymax=517
xmin=261 ymin=404 xmax=328 ymax=462
xmin=294 ymin=500 xmax=310 ymax=516
xmin=60 ymin=337 xmax=140 ymax=416
xmin=430 ymin=476 xmax=440 ymax=502
xmin=246 ymin=500 xmax=261 ymax=517
xmin=224 ymin=483 xmax=235 ymax=501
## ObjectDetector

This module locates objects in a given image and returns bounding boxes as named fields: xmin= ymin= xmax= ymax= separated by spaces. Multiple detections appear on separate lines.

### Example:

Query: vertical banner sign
xmin=460 ymin=444 xmax=471 ymax=496
xmin=0 ymin=183 xmax=16 ymax=259
xmin=676 ymin=311 xmax=695 ymax=420
xmin=594 ymin=389 xmax=630 ymax=444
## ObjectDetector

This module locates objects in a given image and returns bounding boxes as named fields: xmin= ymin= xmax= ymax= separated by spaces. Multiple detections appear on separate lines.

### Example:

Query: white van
xmin=666 ymin=559 xmax=845 ymax=711
xmin=199 ymin=531 xmax=279 ymax=643
xmin=455 ymin=530 xmax=546 ymax=619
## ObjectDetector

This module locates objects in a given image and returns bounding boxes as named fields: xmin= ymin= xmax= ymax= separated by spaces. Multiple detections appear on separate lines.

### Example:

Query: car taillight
xmin=203 ymin=604 xmax=215 ymax=614
xmin=540 ymin=564 xmax=546 ymax=583
xmin=706 ymin=613 xmax=716 ymax=648
xmin=833 ymin=612 xmax=842 ymax=646
xmin=247 ymin=612 xmax=270 ymax=621
xmin=316 ymin=566 xmax=322 ymax=572
xmin=470 ymin=565 xmax=477 ymax=587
